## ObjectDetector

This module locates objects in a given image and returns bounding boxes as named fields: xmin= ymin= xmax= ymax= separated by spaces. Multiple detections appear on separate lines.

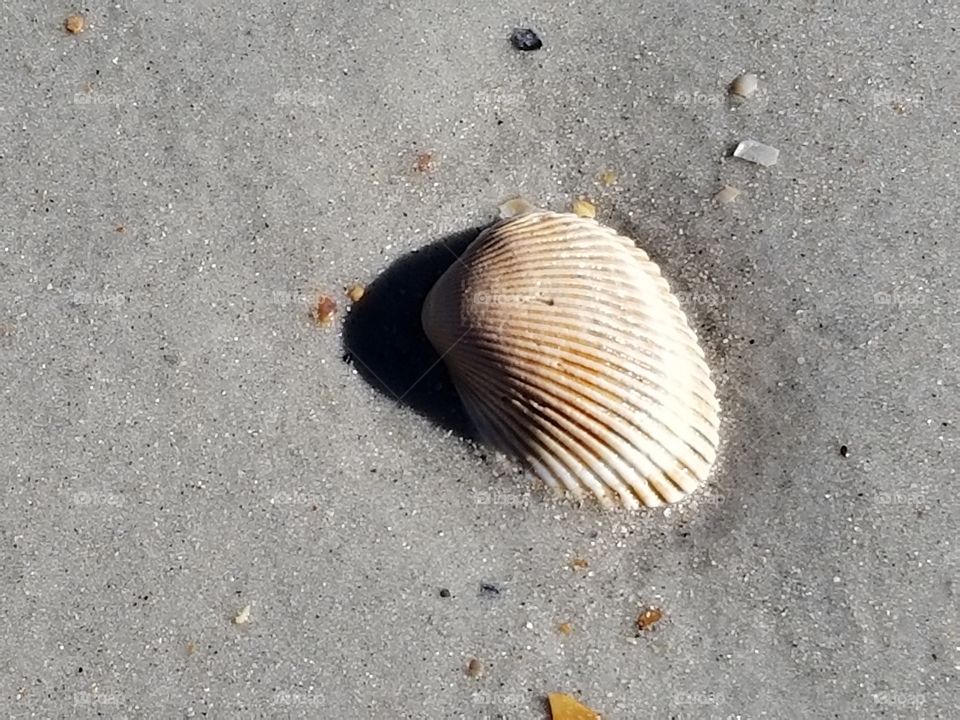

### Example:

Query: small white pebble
xmin=713 ymin=185 xmax=741 ymax=204
xmin=233 ymin=605 xmax=252 ymax=625
xmin=730 ymin=72 xmax=759 ymax=98
xmin=734 ymin=139 xmax=780 ymax=167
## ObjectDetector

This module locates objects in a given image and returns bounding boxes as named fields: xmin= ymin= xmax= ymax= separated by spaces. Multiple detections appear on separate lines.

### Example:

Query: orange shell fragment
xmin=548 ymin=693 xmax=600 ymax=720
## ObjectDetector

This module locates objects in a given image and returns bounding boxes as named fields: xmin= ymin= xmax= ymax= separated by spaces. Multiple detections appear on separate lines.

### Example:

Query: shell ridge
xmin=499 ymin=370 xmax=702 ymax=505
xmin=481 ymin=349 xmax=716 ymax=481
xmin=469 ymin=330 xmax=721 ymax=425
xmin=452 ymin=333 xmax=717 ymax=500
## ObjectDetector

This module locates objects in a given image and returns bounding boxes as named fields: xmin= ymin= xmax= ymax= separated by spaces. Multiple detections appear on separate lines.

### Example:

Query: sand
xmin=1 ymin=1 xmax=957 ymax=717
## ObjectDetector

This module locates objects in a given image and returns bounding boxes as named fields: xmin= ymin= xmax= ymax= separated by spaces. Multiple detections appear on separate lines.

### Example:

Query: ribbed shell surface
xmin=421 ymin=211 xmax=720 ymax=509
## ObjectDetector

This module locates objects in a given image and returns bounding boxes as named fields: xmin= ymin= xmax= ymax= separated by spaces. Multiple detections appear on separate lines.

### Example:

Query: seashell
xmin=421 ymin=207 xmax=720 ymax=509
xmin=729 ymin=72 xmax=759 ymax=98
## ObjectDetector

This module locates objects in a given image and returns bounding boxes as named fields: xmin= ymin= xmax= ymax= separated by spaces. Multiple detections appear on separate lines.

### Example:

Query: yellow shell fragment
xmin=571 ymin=198 xmax=596 ymax=218
xmin=548 ymin=693 xmax=601 ymax=720
xmin=598 ymin=169 xmax=617 ymax=186
xmin=346 ymin=283 xmax=365 ymax=302
xmin=421 ymin=210 xmax=720 ymax=509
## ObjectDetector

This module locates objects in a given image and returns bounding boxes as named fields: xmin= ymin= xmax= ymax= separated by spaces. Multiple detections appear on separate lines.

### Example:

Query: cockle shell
xmin=421 ymin=206 xmax=720 ymax=509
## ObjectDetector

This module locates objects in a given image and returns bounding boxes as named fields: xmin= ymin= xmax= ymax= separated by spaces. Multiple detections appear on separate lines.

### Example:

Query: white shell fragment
xmin=713 ymin=185 xmax=741 ymax=204
xmin=730 ymin=72 xmax=758 ymax=98
xmin=733 ymin=139 xmax=779 ymax=167
xmin=421 ymin=209 xmax=721 ymax=509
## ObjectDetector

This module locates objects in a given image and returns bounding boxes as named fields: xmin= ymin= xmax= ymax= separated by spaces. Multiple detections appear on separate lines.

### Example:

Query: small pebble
xmin=840 ymin=445 xmax=849 ymax=458
xmin=233 ymin=605 xmax=251 ymax=625
xmin=636 ymin=607 xmax=663 ymax=631
xmin=466 ymin=657 xmax=483 ymax=678
xmin=598 ymin=169 xmax=617 ymax=186
xmin=558 ymin=622 xmax=573 ymax=635
xmin=346 ymin=283 xmax=365 ymax=302
xmin=510 ymin=28 xmax=542 ymax=51
xmin=65 ymin=14 xmax=85 ymax=34
xmin=733 ymin=139 xmax=780 ymax=167
xmin=479 ymin=582 xmax=501 ymax=597
xmin=713 ymin=185 xmax=741 ymax=205
xmin=414 ymin=152 xmax=433 ymax=173
xmin=312 ymin=295 xmax=337 ymax=326
xmin=439 ymin=588 xmax=451 ymax=598
xmin=730 ymin=72 xmax=759 ymax=98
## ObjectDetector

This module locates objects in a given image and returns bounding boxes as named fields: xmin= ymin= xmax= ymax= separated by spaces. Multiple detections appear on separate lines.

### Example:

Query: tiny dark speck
xmin=510 ymin=28 xmax=542 ymax=51
xmin=439 ymin=588 xmax=451 ymax=598
xmin=479 ymin=582 xmax=501 ymax=597
xmin=839 ymin=444 xmax=849 ymax=458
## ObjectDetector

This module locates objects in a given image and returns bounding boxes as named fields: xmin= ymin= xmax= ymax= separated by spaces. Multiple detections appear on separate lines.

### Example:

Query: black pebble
xmin=510 ymin=28 xmax=542 ymax=51
xmin=479 ymin=582 xmax=501 ymax=597
xmin=839 ymin=445 xmax=849 ymax=458
xmin=439 ymin=588 xmax=451 ymax=598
